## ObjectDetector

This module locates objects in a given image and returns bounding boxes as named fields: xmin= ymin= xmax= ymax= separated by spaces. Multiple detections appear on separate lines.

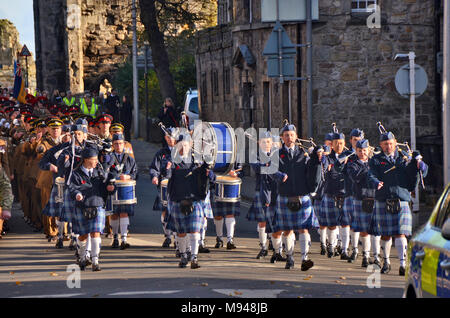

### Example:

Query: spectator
xmin=157 ymin=97 xmax=180 ymax=147
xmin=105 ymin=89 xmax=120 ymax=122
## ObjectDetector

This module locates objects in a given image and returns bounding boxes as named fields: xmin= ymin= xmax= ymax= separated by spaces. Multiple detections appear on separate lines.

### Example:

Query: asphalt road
xmin=0 ymin=140 xmax=407 ymax=299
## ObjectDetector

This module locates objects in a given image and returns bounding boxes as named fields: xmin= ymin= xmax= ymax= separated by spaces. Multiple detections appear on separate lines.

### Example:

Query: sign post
xmin=19 ymin=45 xmax=32 ymax=88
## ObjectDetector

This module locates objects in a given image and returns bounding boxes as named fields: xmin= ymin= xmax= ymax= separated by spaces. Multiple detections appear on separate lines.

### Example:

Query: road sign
xmin=395 ymin=64 xmax=428 ymax=98
xmin=19 ymin=45 xmax=32 ymax=57
xmin=263 ymin=22 xmax=296 ymax=56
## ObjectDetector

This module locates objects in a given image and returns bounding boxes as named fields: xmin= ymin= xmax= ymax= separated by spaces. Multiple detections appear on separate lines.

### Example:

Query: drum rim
xmin=114 ymin=180 xmax=137 ymax=186
xmin=112 ymin=198 xmax=137 ymax=205
xmin=215 ymin=176 xmax=242 ymax=185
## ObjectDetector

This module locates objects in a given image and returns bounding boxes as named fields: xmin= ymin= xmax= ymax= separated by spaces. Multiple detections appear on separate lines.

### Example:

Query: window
xmin=189 ymin=97 xmax=199 ymax=114
xmin=212 ymin=69 xmax=219 ymax=96
xmin=435 ymin=188 xmax=450 ymax=229
xmin=201 ymin=72 xmax=207 ymax=102
xmin=351 ymin=0 xmax=377 ymax=13
xmin=224 ymin=68 xmax=230 ymax=95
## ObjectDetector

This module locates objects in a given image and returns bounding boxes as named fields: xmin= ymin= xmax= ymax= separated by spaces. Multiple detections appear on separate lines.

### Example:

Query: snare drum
xmin=160 ymin=179 xmax=169 ymax=207
xmin=105 ymin=195 xmax=114 ymax=216
xmin=113 ymin=180 xmax=137 ymax=205
xmin=214 ymin=175 xmax=242 ymax=203
xmin=55 ymin=177 xmax=65 ymax=203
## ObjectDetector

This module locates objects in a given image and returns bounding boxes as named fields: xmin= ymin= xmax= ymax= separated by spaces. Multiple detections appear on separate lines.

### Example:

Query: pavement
xmin=0 ymin=138 xmax=435 ymax=299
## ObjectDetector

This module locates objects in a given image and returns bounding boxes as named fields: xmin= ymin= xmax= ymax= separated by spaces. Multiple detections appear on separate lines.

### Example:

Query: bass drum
xmin=193 ymin=122 xmax=236 ymax=174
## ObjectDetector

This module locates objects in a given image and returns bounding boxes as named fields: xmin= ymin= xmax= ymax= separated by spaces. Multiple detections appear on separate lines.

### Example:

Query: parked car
xmin=182 ymin=89 xmax=199 ymax=130
xmin=403 ymin=183 xmax=450 ymax=298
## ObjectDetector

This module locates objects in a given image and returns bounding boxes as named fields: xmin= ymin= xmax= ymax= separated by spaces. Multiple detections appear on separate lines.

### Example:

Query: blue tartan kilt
xmin=273 ymin=196 xmax=318 ymax=232
xmin=71 ymin=207 xmax=106 ymax=236
xmin=60 ymin=189 xmax=75 ymax=223
xmin=351 ymin=200 xmax=373 ymax=233
xmin=313 ymin=198 xmax=322 ymax=219
xmin=166 ymin=200 xmax=209 ymax=234
xmin=212 ymin=196 xmax=240 ymax=217
xmin=319 ymin=195 xmax=340 ymax=227
xmin=341 ymin=196 xmax=354 ymax=226
xmin=201 ymin=191 xmax=214 ymax=219
xmin=42 ymin=184 xmax=63 ymax=218
xmin=113 ymin=204 xmax=135 ymax=216
xmin=247 ymin=191 xmax=269 ymax=223
xmin=371 ymin=200 xmax=412 ymax=236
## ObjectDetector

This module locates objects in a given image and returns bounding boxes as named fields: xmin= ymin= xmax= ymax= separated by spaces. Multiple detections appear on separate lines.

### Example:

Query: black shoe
xmin=341 ymin=252 xmax=350 ymax=261
xmin=256 ymin=248 xmax=268 ymax=259
xmin=348 ymin=250 xmax=358 ymax=263
xmin=162 ymin=237 xmax=171 ymax=248
xmin=285 ymin=256 xmax=295 ymax=269
xmin=361 ymin=256 xmax=369 ymax=268
xmin=381 ymin=261 xmax=391 ymax=274
xmin=178 ymin=256 xmax=188 ymax=268
xmin=111 ymin=238 xmax=119 ymax=248
xmin=373 ymin=258 xmax=382 ymax=269
xmin=336 ymin=245 xmax=342 ymax=255
xmin=48 ymin=236 xmax=55 ymax=243
xmin=320 ymin=243 xmax=326 ymax=255
xmin=327 ymin=246 xmax=334 ymax=258
xmin=85 ymin=256 xmax=92 ymax=266
xmin=399 ymin=266 xmax=406 ymax=276
xmin=301 ymin=259 xmax=314 ymax=271
xmin=215 ymin=237 xmax=223 ymax=248
xmin=78 ymin=260 xmax=87 ymax=271
xmin=120 ymin=241 xmax=130 ymax=250
xmin=175 ymin=249 xmax=181 ymax=258
xmin=198 ymin=245 xmax=210 ymax=253
xmin=226 ymin=241 xmax=236 ymax=250
xmin=92 ymin=264 xmax=101 ymax=272
xmin=55 ymin=238 xmax=64 ymax=249
xmin=270 ymin=252 xmax=286 ymax=263
xmin=191 ymin=259 xmax=201 ymax=269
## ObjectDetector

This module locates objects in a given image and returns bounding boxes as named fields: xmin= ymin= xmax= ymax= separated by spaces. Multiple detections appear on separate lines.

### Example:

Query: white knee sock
xmin=395 ymin=237 xmax=408 ymax=267
xmin=285 ymin=233 xmax=295 ymax=256
xmin=86 ymin=235 xmax=91 ymax=255
xmin=351 ymin=230 xmax=360 ymax=252
xmin=178 ymin=235 xmax=187 ymax=256
xmin=299 ymin=233 xmax=311 ymax=261
xmin=319 ymin=228 xmax=327 ymax=245
xmin=78 ymin=239 xmax=87 ymax=261
xmin=328 ymin=228 xmax=337 ymax=248
xmin=341 ymin=226 xmax=350 ymax=254
xmin=111 ymin=218 xmax=120 ymax=237
xmin=361 ymin=235 xmax=371 ymax=257
xmin=189 ymin=233 xmax=200 ymax=260
xmin=225 ymin=217 xmax=236 ymax=242
xmin=91 ymin=237 xmax=101 ymax=265
xmin=120 ymin=217 xmax=129 ymax=242
xmin=381 ymin=238 xmax=392 ymax=264
xmin=372 ymin=235 xmax=381 ymax=259
xmin=161 ymin=213 xmax=171 ymax=238
xmin=257 ymin=225 xmax=267 ymax=249
xmin=337 ymin=226 xmax=342 ymax=246
xmin=214 ymin=219 xmax=224 ymax=238
xmin=272 ymin=236 xmax=282 ymax=254
xmin=200 ymin=218 xmax=207 ymax=245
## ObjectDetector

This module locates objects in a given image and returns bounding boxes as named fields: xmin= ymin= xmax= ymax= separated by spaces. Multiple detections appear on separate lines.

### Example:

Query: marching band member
xmin=247 ymin=131 xmax=284 ymax=259
xmin=109 ymin=134 xmax=137 ymax=250
xmin=149 ymin=127 xmax=178 ymax=248
xmin=272 ymin=124 xmax=321 ymax=270
xmin=346 ymin=139 xmax=376 ymax=267
xmin=368 ymin=130 xmax=428 ymax=275
xmin=69 ymin=147 xmax=116 ymax=271
xmin=320 ymin=131 xmax=351 ymax=259
xmin=212 ymin=161 xmax=243 ymax=250
xmin=110 ymin=123 xmax=134 ymax=158
xmin=164 ymin=133 xmax=215 ymax=269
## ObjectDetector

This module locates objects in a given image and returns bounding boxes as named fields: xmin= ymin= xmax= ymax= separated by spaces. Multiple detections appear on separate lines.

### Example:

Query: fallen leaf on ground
xmin=340 ymin=276 xmax=346 ymax=280
xmin=15 ymin=281 xmax=22 ymax=286
xmin=9 ymin=272 xmax=14 ymax=275
xmin=50 ymin=272 xmax=58 ymax=277
xmin=201 ymin=283 xmax=208 ymax=287
xmin=303 ymin=275 xmax=313 ymax=281
xmin=234 ymin=291 xmax=242 ymax=295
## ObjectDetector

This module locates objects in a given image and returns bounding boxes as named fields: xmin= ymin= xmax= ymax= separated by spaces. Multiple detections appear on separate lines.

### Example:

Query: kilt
xmin=166 ymin=200 xmax=209 ymax=234
xmin=212 ymin=197 xmax=240 ymax=217
xmin=113 ymin=204 xmax=135 ymax=216
xmin=313 ymin=198 xmax=322 ymax=219
xmin=272 ymin=196 xmax=318 ymax=232
xmin=246 ymin=191 xmax=268 ymax=223
xmin=60 ymin=189 xmax=75 ymax=223
xmin=371 ymin=200 xmax=412 ymax=236
xmin=341 ymin=196 xmax=353 ymax=226
xmin=71 ymin=207 xmax=106 ymax=235
xmin=351 ymin=199 xmax=373 ymax=233
xmin=42 ymin=184 xmax=62 ymax=218
xmin=201 ymin=191 xmax=213 ymax=218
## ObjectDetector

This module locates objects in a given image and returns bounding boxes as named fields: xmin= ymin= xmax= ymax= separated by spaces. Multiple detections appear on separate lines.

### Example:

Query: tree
xmin=139 ymin=0 xmax=216 ymax=105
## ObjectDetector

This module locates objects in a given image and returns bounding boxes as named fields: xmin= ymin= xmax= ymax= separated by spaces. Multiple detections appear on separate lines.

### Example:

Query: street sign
xmin=263 ymin=22 xmax=296 ymax=56
xmin=19 ymin=45 xmax=32 ymax=57
xmin=261 ymin=0 xmax=319 ymax=22
xmin=395 ymin=64 xmax=428 ymax=98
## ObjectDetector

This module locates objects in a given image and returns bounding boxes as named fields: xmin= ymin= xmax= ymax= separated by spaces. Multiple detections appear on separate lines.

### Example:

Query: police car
xmin=403 ymin=183 xmax=450 ymax=298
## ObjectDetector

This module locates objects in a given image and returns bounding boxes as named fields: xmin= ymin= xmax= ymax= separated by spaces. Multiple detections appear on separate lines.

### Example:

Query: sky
xmin=0 ymin=0 xmax=35 ymax=56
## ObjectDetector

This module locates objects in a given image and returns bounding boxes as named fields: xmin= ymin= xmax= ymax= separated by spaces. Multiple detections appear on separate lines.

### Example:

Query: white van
xmin=182 ymin=89 xmax=199 ymax=130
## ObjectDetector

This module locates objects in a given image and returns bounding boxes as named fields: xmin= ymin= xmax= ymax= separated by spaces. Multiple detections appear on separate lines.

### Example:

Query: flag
xmin=12 ymin=62 xmax=26 ymax=104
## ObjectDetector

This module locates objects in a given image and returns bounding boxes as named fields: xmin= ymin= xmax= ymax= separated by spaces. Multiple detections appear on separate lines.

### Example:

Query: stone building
xmin=0 ymin=19 xmax=36 ymax=91
xmin=33 ymin=0 xmax=140 ymax=94
xmin=195 ymin=0 xmax=442 ymax=146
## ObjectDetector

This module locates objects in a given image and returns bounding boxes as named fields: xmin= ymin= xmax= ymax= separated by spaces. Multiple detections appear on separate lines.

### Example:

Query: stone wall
xmin=196 ymin=0 xmax=439 ymax=145
xmin=34 ymin=0 xmax=139 ymax=94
